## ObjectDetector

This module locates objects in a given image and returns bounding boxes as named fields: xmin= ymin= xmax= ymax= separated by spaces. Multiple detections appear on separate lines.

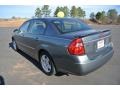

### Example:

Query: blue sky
xmin=0 ymin=5 xmax=120 ymax=18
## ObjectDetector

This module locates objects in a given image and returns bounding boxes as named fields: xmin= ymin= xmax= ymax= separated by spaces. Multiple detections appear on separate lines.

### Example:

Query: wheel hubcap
xmin=41 ymin=55 xmax=52 ymax=73
xmin=13 ymin=40 xmax=17 ymax=50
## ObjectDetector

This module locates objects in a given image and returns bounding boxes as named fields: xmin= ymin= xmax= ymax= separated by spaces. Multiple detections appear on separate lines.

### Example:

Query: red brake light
xmin=68 ymin=38 xmax=85 ymax=55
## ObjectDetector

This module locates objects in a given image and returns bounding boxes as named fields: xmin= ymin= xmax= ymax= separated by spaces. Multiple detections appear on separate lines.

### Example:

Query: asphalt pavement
xmin=0 ymin=25 xmax=120 ymax=85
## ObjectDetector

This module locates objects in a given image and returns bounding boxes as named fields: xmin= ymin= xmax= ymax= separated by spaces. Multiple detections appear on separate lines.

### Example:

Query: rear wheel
xmin=12 ymin=39 xmax=18 ymax=51
xmin=39 ymin=51 xmax=56 ymax=76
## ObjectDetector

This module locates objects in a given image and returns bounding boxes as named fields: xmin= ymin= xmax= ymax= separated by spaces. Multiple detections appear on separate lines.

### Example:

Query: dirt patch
xmin=0 ymin=19 xmax=27 ymax=27
xmin=0 ymin=19 xmax=96 ymax=28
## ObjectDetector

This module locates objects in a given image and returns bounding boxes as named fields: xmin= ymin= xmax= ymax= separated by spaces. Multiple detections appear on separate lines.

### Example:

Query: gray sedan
xmin=12 ymin=18 xmax=114 ymax=76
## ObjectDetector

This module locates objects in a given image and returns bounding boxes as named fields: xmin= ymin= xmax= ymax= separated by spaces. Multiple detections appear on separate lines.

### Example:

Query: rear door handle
xmin=21 ymin=34 xmax=24 ymax=37
xmin=35 ymin=37 xmax=39 ymax=40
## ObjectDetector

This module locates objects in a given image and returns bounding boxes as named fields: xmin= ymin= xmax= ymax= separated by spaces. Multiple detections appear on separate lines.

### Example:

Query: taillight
xmin=68 ymin=38 xmax=85 ymax=55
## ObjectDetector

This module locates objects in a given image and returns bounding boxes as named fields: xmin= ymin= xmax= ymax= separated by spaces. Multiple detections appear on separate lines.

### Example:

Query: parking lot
xmin=0 ymin=25 xmax=120 ymax=85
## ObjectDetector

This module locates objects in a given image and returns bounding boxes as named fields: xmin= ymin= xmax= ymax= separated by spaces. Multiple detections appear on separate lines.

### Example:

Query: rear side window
xmin=52 ymin=21 xmax=62 ymax=31
xmin=19 ymin=21 xmax=30 ymax=33
xmin=29 ymin=20 xmax=46 ymax=35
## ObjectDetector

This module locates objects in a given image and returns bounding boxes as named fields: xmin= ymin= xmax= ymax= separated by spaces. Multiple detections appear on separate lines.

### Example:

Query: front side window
xmin=19 ymin=21 xmax=30 ymax=33
xmin=29 ymin=20 xmax=46 ymax=35
xmin=52 ymin=19 xmax=91 ymax=33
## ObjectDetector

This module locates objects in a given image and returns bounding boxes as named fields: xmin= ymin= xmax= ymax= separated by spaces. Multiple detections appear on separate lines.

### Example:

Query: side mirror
xmin=13 ymin=29 xmax=18 ymax=32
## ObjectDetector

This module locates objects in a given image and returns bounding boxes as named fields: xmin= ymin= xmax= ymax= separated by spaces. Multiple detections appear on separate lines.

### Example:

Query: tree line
xmin=35 ymin=5 xmax=120 ymax=24
xmin=35 ymin=5 xmax=85 ymax=18
xmin=90 ymin=9 xmax=120 ymax=24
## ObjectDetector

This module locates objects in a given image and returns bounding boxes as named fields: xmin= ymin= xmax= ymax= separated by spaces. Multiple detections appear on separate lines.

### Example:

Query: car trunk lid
xmin=81 ymin=30 xmax=112 ymax=60
xmin=61 ymin=29 xmax=112 ymax=60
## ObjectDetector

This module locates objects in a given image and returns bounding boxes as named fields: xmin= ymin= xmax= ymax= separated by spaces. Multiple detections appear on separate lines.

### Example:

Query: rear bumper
xmin=60 ymin=49 xmax=114 ymax=76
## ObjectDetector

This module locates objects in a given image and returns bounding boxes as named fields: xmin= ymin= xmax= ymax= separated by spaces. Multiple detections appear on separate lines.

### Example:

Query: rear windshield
xmin=52 ymin=19 xmax=91 ymax=33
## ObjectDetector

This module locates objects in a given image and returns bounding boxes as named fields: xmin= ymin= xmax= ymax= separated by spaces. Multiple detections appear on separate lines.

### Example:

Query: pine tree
xmin=35 ymin=7 xmax=42 ymax=18
xmin=70 ymin=6 xmax=78 ymax=17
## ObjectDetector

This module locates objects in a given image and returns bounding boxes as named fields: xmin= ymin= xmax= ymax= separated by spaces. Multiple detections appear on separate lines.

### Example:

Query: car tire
xmin=12 ymin=39 xmax=18 ymax=51
xmin=39 ymin=51 xmax=56 ymax=76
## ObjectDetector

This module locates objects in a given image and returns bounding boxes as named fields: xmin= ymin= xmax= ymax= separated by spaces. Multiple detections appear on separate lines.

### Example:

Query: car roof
xmin=29 ymin=17 xmax=80 ymax=22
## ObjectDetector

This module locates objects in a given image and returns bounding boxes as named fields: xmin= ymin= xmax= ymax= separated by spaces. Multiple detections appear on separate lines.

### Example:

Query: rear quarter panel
xmin=34 ymin=35 xmax=78 ymax=71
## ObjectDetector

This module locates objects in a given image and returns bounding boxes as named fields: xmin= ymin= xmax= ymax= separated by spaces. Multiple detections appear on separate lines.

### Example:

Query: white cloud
xmin=0 ymin=0 xmax=120 ymax=5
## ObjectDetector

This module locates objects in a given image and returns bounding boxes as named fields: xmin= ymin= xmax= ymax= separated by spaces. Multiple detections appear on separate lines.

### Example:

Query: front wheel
xmin=39 ymin=52 xmax=56 ymax=76
xmin=12 ymin=39 xmax=18 ymax=51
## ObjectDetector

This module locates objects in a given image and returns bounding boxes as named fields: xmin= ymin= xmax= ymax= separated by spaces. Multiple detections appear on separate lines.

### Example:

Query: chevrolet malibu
xmin=12 ymin=18 xmax=114 ymax=76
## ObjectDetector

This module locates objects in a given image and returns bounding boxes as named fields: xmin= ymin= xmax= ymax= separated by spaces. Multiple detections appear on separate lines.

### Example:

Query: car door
xmin=15 ymin=21 xmax=30 ymax=53
xmin=24 ymin=19 xmax=47 ymax=58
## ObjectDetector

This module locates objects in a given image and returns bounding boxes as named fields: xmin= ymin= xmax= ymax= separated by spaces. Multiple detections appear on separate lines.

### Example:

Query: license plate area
xmin=97 ymin=39 xmax=104 ymax=49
